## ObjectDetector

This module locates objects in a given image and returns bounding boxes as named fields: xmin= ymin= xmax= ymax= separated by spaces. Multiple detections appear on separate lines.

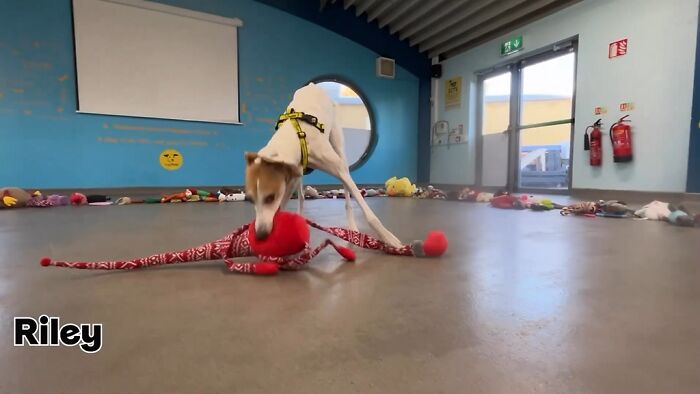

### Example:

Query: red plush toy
xmin=41 ymin=212 xmax=448 ymax=275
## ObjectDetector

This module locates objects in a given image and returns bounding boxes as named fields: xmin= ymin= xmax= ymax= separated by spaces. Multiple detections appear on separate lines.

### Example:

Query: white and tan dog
xmin=245 ymin=82 xmax=402 ymax=247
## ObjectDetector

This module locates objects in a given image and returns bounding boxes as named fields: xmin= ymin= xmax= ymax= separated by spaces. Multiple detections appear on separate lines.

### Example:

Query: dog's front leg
xmin=335 ymin=170 xmax=401 ymax=248
xmin=297 ymin=177 xmax=304 ymax=215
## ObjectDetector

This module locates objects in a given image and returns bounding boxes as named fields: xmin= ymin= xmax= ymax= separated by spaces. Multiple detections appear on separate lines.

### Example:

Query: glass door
xmin=517 ymin=51 xmax=576 ymax=190
xmin=478 ymin=71 xmax=512 ymax=188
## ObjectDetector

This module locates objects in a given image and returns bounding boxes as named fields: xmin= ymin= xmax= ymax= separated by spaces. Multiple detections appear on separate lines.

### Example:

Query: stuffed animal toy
xmin=70 ymin=193 xmax=88 ymax=206
xmin=70 ymin=193 xmax=111 ymax=206
xmin=476 ymin=192 xmax=494 ymax=203
xmin=560 ymin=201 xmax=598 ymax=216
xmin=26 ymin=191 xmax=56 ymax=208
xmin=41 ymin=211 xmax=448 ymax=275
xmin=491 ymin=194 xmax=519 ymax=209
xmin=1 ymin=187 xmax=31 ymax=209
xmin=385 ymin=177 xmax=417 ymax=197
xmin=457 ymin=187 xmax=472 ymax=200
xmin=462 ymin=189 xmax=478 ymax=202
xmin=416 ymin=185 xmax=447 ymax=200
xmin=529 ymin=198 xmax=557 ymax=211
xmin=304 ymin=186 xmax=323 ymax=199
xmin=47 ymin=194 xmax=69 ymax=206
xmin=323 ymin=189 xmax=345 ymax=199
xmin=596 ymin=200 xmax=634 ymax=218
xmin=161 ymin=192 xmax=187 ymax=203
xmin=361 ymin=188 xmax=383 ymax=197
xmin=666 ymin=204 xmax=695 ymax=227
xmin=634 ymin=201 xmax=671 ymax=220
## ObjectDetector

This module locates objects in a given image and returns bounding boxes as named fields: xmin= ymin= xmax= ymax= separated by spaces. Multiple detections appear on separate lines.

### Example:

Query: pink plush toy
xmin=41 ymin=211 xmax=448 ymax=275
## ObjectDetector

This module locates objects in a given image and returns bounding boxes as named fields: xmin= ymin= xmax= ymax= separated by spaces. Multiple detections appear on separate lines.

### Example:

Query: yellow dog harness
xmin=275 ymin=108 xmax=325 ymax=174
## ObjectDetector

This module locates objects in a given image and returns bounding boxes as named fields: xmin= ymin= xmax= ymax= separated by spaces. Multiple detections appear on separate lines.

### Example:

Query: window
xmin=313 ymin=78 xmax=376 ymax=169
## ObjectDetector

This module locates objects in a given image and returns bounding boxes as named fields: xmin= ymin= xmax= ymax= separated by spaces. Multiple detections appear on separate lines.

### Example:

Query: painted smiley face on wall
xmin=160 ymin=149 xmax=183 ymax=170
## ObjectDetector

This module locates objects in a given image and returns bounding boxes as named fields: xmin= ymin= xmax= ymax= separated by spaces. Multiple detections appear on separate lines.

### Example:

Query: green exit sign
xmin=501 ymin=35 xmax=523 ymax=56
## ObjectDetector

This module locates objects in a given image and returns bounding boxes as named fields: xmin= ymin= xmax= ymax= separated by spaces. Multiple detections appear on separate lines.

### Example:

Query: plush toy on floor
xmin=665 ymin=204 xmax=696 ymax=227
xmin=560 ymin=201 xmax=598 ymax=216
xmin=1 ymin=187 xmax=31 ymax=209
xmin=634 ymin=201 xmax=671 ymax=220
xmin=385 ymin=176 xmax=416 ymax=197
xmin=41 ymin=211 xmax=448 ymax=275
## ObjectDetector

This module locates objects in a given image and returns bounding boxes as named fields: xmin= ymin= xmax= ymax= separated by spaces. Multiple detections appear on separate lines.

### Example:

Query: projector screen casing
xmin=71 ymin=0 xmax=242 ymax=124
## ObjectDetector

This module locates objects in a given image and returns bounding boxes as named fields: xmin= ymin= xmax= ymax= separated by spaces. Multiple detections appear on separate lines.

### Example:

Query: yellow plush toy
xmin=385 ymin=176 xmax=416 ymax=197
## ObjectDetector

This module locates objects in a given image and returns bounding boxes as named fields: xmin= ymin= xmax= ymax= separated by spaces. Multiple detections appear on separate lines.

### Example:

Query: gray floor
xmin=1 ymin=198 xmax=699 ymax=393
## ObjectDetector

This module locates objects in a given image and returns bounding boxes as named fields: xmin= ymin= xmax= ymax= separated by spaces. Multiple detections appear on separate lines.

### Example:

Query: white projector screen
xmin=72 ymin=0 xmax=242 ymax=123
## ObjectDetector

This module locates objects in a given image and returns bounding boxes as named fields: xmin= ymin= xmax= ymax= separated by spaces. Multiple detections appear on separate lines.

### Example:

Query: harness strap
xmin=275 ymin=108 xmax=324 ymax=173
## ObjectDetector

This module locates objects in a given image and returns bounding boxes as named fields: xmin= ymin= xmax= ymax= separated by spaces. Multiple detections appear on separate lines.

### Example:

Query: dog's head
xmin=245 ymin=152 xmax=302 ymax=240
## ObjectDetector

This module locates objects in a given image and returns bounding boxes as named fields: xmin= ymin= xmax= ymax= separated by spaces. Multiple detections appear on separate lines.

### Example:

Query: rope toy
xmin=40 ymin=211 xmax=448 ymax=275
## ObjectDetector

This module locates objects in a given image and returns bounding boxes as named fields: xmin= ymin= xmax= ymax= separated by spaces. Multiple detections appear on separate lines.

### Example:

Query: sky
xmin=484 ymin=52 xmax=575 ymax=97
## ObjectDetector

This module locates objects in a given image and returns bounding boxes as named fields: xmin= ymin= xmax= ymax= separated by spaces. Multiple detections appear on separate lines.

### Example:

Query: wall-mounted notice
xmin=444 ymin=77 xmax=462 ymax=109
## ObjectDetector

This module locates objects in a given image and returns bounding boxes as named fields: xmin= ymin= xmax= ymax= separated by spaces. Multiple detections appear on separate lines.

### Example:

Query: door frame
xmin=475 ymin=64 xmax=513 ymax=188
xmin=476 ymin=36 xmax=579 ymax=194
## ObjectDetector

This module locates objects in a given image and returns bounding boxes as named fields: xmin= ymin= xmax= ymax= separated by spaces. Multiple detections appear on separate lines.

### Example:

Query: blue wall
xmin=687 ymin=1 xmax=700 ymax=193
xmin=0 ymin=0 xmax=419 ymax=188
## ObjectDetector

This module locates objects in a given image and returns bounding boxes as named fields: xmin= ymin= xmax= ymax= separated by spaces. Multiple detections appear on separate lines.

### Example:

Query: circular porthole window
xmin=312 ymin=78 xmax=376 ymax=170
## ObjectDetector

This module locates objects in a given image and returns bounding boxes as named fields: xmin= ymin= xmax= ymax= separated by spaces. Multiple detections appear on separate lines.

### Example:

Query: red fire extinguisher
xmin=610 ymin=115 xmax=633 ymax=163
xmin=584 ymin=119 xmax=603 ymax=166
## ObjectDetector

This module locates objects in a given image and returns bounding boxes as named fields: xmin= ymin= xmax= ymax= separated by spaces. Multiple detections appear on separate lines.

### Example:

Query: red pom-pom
xmin=337 ymin=246 xmax=356 ymax=261
xmin=248 ymin=211 xmax=310 ymax=257
xmin=422 ymin=231 xmax=448 ymax=257
xmin=252 ymin=263 xmax=279 ymax=275
xmin=40 ymin=257 xmax=52 ymax=266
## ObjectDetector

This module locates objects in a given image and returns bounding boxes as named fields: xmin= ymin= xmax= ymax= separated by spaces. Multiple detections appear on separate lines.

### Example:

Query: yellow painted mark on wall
xmin=23 ymin=110 xmax=32 ymax=115
xmin=56 ymin=107 xmax=64 ymax=113
xmin=256 ymin=77 xmax=265 ymax=82
xmin=160 ymin=149 xmax=183 ymax=170
xmin=241 ymin=103 xmax=247 ymax=113
xmin=112 ymin=123 xmax=212 ymax=136
xmin=33 ymin=41 xmax=41 ymax=48
xmin=102 ymin=123 xmax=109 ymax=129
xmin=58 ymin=74 xmax=69 ymax=82
xmin=256 ymin=117 xmax=276 ymax=125
xmin=0 ymin=92 xmax=4 ymax=100
xmin=12 ymin=88 xmax=24 ymax=94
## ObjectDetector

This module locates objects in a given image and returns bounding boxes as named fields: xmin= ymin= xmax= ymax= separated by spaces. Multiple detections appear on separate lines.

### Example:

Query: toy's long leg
xmin=306 ymin=221 xmax=414 ymax=256
xmin=224 ymin=260 xmax=279 ymax=275
xmin=42 ymin=224 xmax=252 ymax=270
xmin=276 ymin=239 xmax=355 ymax=270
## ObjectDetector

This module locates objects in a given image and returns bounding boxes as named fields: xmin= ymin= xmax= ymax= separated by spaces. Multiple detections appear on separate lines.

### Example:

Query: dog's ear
xmin=245 ymin=152 xmax=258 ymax=166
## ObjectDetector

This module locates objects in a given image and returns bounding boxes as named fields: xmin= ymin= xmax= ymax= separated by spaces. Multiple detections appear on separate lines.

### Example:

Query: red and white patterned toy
xmin=40 ymin=211 xmax=448 ymax=275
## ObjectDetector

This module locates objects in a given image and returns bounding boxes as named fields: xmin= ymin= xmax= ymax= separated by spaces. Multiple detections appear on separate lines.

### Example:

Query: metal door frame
xmin=475 ymin=36 xmax=579 ymax=194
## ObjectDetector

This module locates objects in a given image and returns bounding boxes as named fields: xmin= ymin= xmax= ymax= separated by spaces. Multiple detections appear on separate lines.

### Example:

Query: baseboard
xmin=570 ymin=188 xmax=693 ymax=204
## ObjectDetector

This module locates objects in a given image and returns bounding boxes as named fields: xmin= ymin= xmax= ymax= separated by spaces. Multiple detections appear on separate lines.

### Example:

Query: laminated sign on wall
xmin=445 ymin=77 xmax=462 ymax=109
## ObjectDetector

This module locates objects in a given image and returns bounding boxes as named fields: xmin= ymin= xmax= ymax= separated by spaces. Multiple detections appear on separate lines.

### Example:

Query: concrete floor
xmin=1 ymin=198 xmax=699 ymax=393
